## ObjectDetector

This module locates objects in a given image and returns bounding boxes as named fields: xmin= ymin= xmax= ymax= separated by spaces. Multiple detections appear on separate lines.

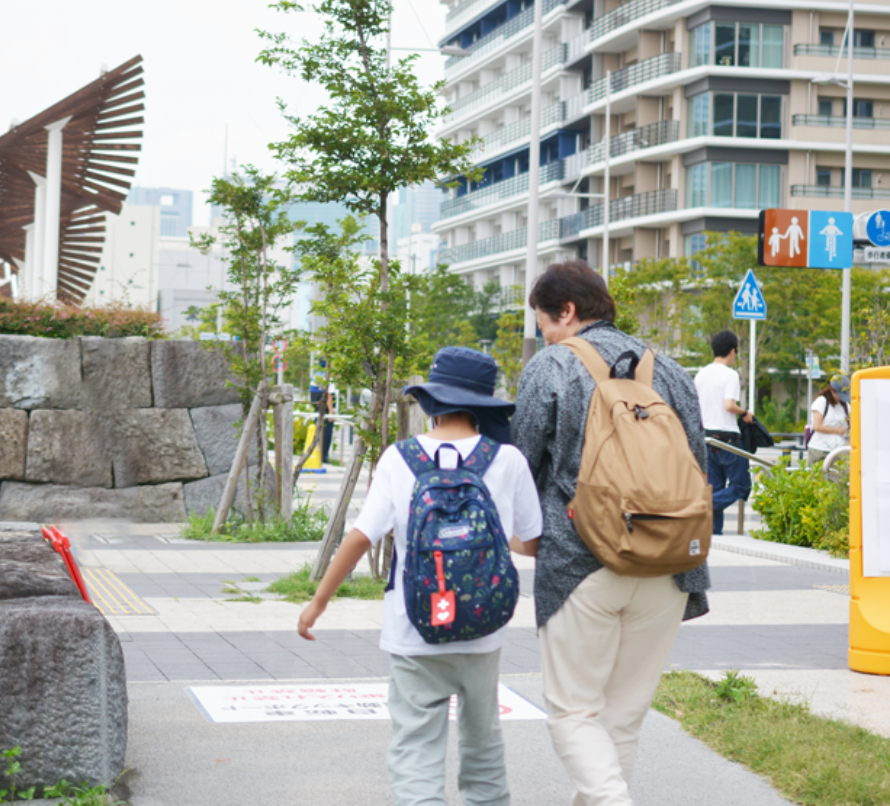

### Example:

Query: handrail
xmin=822 ymin=445 xmax=850 ymax=475
xmin=705 ymin=437 xmax=775 ymax=471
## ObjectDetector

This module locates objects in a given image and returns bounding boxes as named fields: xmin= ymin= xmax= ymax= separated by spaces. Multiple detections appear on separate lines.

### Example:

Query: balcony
xmin=586 ymin=120 xmax=680 ymax=164
xmin=473 ymin=97 xmax=574 ymax=157
xmin=791 ymin=185 xmax=890 ymax=200
xmin=439 ymin=215 xmax=564 ymax=265
xmin=560 ymin=189 xmax=678 ymax=238
xmin=794 ymin=44 xmax=890 ymax=60
xmin=586 ymin=53 xmax=681 ymax=106
xmin=440 ymin=161 xmax=564 ymax=220
xmin=448 ymin=44 xmax=566 ymax=119
xmin=792 ymin=114 xmax=890 ymax=130
xmin=445 ymin=0 xmax=504 ymax=37
xmin=445 ymin=0 xmax=566 ymax=70
xmin=588 ymin=0 xmax=679 ymax=46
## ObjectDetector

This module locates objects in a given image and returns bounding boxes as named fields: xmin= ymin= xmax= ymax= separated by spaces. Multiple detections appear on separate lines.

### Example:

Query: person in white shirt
xmin=297 ymin=346 xmax=543 ymax=806
xmin=808 ymin=375 xmax=850 ymax=465
xmin=694 ymin=330 xmax=754 ymax=535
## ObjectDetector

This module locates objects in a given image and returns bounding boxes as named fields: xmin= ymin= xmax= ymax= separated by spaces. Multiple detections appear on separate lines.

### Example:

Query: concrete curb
xmin=712 ymin=534 xmax=849 ymax=575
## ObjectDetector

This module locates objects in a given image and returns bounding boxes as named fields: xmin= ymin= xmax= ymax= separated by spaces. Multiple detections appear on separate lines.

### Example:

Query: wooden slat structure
xmin=0 ymin=56 xmax=144 ymax=302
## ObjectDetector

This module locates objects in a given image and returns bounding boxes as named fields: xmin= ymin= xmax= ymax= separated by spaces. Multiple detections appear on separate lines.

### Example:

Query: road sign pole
xmin=749 ymin=319 xmax=756 ymax=415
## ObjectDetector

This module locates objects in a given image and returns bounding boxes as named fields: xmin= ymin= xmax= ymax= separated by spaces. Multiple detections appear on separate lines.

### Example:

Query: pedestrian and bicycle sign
xmin=733 ymin=270 xmax=766 ymax=320
xmin=758 ymin=209 xmax=854 ymax=269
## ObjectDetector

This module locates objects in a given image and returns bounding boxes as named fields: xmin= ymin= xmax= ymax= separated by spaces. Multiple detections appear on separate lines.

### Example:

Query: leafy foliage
xmin=0 ymin=298 xmax=163 ymax=339
xmin=756 ymin=397 xmax=806 ymax=434
xmin=491 ymin=310 xmax=523 ymax=400
xmin=750 ymin=458 xmax=849 ymax=557
xmin=266 ymin=562 xmax=386 ymax=603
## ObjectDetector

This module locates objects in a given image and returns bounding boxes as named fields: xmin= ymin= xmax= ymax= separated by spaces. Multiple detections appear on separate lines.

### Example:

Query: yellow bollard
xmin=301 ymin=424 xmax=326 ymax=474
xmin=849 ymin=367 xmax=890 ymax=675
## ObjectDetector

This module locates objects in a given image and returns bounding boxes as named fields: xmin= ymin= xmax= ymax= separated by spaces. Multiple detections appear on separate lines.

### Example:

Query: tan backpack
xmin=562 ymin=337 xmax=712 ymax=577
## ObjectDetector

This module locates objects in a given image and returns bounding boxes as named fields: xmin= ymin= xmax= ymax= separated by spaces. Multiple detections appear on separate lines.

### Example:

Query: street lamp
xmin=811 ymin=0 xmax=854 ymax=374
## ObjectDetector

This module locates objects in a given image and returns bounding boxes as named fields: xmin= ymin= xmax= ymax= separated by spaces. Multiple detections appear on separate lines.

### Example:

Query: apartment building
xmin=434 ymin=0 xmax=890 ymax=290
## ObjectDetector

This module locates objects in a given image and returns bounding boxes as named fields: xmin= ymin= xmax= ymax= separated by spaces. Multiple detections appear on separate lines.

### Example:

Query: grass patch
xmin=181 ymin=490 xmax=328 ymax=543
xmin=653 ymin=670 xmax=890 ymax=806
xmin=266 ymin=563 xmax=386 ymax=604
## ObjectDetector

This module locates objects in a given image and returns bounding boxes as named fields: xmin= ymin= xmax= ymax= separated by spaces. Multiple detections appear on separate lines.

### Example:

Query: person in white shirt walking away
xmin=807 ymin=375 xmax=851 ymax=466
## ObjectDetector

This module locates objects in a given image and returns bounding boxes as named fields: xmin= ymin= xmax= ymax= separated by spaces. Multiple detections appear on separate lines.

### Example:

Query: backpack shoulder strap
xmin=561 ymin=337 xmax=610 ymax=384
xmin=464 ymin=435 xmax=500 ymax=476
xmin=635 ymin=349 xmax=656 ymax=388
xmin=395 ymin=437 xmax=434 ymax=478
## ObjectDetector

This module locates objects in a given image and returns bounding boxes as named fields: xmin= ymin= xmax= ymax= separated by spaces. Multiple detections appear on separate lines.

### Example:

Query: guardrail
xmin=588 ymin=0 xmax=679 ymax=45
xmin=791 ymin=185 xmax=890 ymax=200
xmin=822 ymin=445 xmax=851 ymax=474
xmin=705 ymin=437 xmax=776 ymax=471
xmin=794 ymin=43 xmax=890 ymax=60
xmin=792 ymin=114 xmax=890 ymax=130
xmin=586 ymin=53 xmax=681 ymax=105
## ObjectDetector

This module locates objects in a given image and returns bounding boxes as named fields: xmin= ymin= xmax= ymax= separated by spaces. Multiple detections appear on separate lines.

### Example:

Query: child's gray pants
xmin=387 ymin=649 xmax=510 ymax=806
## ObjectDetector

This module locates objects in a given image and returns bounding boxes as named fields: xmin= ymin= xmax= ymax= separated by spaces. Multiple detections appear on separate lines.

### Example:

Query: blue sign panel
xmin=808 ymin=211 xmax=854 ymax=269
xmin=733 ymin=269 xmax=766 ymax=320
xmin=866 ymin=210 xmax=890 ymax=247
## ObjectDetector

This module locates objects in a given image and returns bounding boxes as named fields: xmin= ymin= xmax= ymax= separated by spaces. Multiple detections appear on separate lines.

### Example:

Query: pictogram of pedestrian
xmin=820 ymin=217 xmax=844 ymax=261
xmin=768 ymin=227 xmax=784 ymax=257
xmin=785 ymin=217 xmax=805 ymax=258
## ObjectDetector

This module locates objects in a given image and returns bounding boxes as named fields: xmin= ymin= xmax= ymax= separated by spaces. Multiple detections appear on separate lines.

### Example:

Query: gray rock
xmin=189 ymin=403 xmax=258 ymax=476
xmin=0 ymin=482 xmax=187 ymax=523
xmin=150 ymin=341 xmax=240 ymax=409
xmin=0 ymin=335 xmax=82 ymax=410
xmin=0 ymin=532 xmax=79 ymax=600
xmin=25 ymin=410 xmax=112 ymax=488
xmin=0 ymin=595 xmax=127 ymax=789
xmin=81 ymin=336 xmax=151 ymax=409
xmin=110 ymin=408 xmax=208 ymax=487
xmin=183 ymin=468 xmax=278 ymax=521
xmin=0 ymin=409 xmax=28 ymax=480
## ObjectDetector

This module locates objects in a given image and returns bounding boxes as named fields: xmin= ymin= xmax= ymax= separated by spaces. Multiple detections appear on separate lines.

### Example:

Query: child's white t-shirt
xmin=352 ymin=434 xmax=543 ymax=657
xmin=809 ymin=396 xmax=848 ymax=452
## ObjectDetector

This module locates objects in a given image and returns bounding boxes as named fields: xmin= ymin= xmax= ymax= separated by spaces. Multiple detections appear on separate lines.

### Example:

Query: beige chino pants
xmin=539 ymin=569 xmax=689 ymax=806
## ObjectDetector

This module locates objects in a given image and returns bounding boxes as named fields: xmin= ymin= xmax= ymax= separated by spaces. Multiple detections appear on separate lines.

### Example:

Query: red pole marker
xmin=430 ymin=551 xmax=455 ymax=626
xmin=45 ymin=525 xmax=92 ymax=605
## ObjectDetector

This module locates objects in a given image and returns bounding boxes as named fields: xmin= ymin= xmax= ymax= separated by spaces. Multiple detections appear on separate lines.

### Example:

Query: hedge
xmin=0 ymin=298 xmax=164 ymax=339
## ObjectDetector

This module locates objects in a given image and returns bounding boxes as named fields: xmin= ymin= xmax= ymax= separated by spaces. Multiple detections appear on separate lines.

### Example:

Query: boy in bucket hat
xmin=298 ymin=347 xmax=542 ymax=806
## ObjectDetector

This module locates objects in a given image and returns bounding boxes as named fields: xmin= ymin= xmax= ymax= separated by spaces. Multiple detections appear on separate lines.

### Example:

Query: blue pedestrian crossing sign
xmin=733 ymin=270 xmax=766 ymax=320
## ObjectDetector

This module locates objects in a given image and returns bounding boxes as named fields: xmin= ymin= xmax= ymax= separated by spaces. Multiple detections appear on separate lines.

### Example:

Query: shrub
xmin=756 ymin=396 xmax=806 ymax=434
xmin=751 ymin=457 xmax=849 ymax=557
xmin=0 ymin=298 xmax=164 ymax=339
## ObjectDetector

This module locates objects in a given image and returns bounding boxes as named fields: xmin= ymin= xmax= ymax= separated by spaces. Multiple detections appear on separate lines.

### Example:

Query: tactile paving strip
xmin=82 ymin=568 xmax=156 ymax=616
xmin=814 ymin=583 xmax=850 ymax=596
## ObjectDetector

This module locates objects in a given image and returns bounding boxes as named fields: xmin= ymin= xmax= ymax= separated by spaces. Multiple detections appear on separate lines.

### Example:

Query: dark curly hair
xmin=528 ymin=260 xmax=615 ymax=323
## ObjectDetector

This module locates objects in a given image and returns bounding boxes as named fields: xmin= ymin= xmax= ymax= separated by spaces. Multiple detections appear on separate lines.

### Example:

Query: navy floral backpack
xmin=392 ymin=436 xmax=519 ymax=644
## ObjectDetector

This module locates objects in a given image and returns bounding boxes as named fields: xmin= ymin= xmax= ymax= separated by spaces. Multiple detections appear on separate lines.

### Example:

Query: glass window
xmin=854 ymin=99 xmax=874 ymax=118
xmin=711 ymin=163 xmax=733 ymax=207
xmin=686 ymin=164 xmax=707 ymax=207
xmin=851 ymin=169 xmax=873 ymax=188
xmin=714 ymin=94 xmax=735 ymax=136
xmin=734 ymin=164 xmax=758 ymax=208
xmin=737 ymin=95 xmax=758 ymax=137
xmin=715 ymin=23 xmax=736 ymax=66
xmin=688 ymin=94 xmax=709 ymax=137
xmin=820 ymin=30 xmax=834 ymax=46
xmin=817 ymin=168 xmax=832 ymax=186
xmin=818 ymin=99 xmax=833 ymax=118
xmin=760 ymin=96 xmax=782 ymax=138
xmin=758 ymin=165 xmax=781 ymax=208
xmin=762 ymin=25 xmax=784 ymax=68
xmin=695 ymin=23 xmax=712 ymax=67
xmin=855 ymin=30 xmax=875 ymax=48
xmin=738 ymin=24 xmax=760 ymax=67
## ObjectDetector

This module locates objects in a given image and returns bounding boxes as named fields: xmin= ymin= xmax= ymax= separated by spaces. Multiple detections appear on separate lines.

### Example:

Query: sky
xmin=1 ymin=0 xmax=448 ymax=226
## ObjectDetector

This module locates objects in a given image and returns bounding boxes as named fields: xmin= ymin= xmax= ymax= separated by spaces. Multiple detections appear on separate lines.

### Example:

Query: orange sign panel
xmin=762 ymin=209 xmax=809 ymax=267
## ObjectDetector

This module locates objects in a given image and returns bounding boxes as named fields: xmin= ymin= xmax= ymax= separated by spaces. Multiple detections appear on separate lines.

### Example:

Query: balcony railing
xmin=472 ymin=96 xmax=577 ymax=157
xmin=448 ymin=44 xmax=566 ymax=118
xmin=588 ymin=0 xmax=679 ymax=45
xmin=586 ymin=120 xmax=680 ymax=164
xmin=446 ymin=0 xmax=503 ymax=34
xmin=794 ymin=43 xmax=890 ymax=60
xmin=791 ymin=185 xmax=890 ymax=200
xmin=440 ymin=161 xmax=564 ymax=219
xmin=586 ymin=53 xmax=681 ymax=105
xmin=445 ymin=0 xmax=566 ymax=70
xmin=792 ymin=114 xmax=890 ymax=130
xmin=560 ymin=189 xmax=678 ymax=238
xmin=439 ymin=215 xmax=564 ymax=265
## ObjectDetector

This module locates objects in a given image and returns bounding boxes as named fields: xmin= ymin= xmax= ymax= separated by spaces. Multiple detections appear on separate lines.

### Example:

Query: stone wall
xmin=0 ymin=335 xmax=261 ymax=522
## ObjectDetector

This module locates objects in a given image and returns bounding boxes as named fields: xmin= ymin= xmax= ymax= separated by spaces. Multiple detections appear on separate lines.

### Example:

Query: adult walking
xmin=808 ymin=375 xmax=851 ymax=466
xmin=511 ymin=260 xmax=710 ymax=806
xmin=694 ymin=330 xmax=753 ymax=536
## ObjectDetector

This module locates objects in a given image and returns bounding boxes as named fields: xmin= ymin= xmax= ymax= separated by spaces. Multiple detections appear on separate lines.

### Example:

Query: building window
xmin=818 ymin=99 xmax=834 ymax=117
xmin=816 ymin=168 xmax=832 ymax=186
xmin=820 ymin=30 xmax=834 ymax=46
xmin=691 ymin=92 xmax=783 ymax=139
xmin=844 ymin=98 xmax=875 ymax=118
xmin=686 ymin=163 xmax=781 ymax=209
xmin=702 ymin=22 xmax=784 ymax=68
xmin=842 ymin=169 xmax=873 ymax=188
xmin=854 ymin=30 xmax=875 ymax=48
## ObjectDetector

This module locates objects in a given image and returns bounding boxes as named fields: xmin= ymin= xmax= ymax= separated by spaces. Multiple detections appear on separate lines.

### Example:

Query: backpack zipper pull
xmin=624 ymin=512 xmax=634 ymax=532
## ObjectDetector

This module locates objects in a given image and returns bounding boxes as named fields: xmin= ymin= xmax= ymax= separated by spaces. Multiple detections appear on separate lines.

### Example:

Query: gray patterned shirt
xmin=511 ymin=321 xmax=711 ymax=628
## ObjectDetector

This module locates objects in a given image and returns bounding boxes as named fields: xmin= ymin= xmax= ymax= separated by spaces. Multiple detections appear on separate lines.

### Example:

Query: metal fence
xmin=560 ymin=189 xmax=678 ymax=238
xmin=588 ymin=0 xmax=679 ymax=44
xmin=792 ymin=114 xmax=890 ymax=130
xmin=791 ymin=185 xmax=890 ymax=200
xmin=794 ymin=43 xmax=890 ymax=60
xmin=440 ymin=161 xmax=563 ymax=220
xmin=586 ymin=53 xmax=681 ymax=105
xmin=586 ymin=120 xmax=680 ymax=164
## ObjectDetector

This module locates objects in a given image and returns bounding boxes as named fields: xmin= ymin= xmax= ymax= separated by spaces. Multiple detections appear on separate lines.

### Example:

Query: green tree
xmin=491 ymin=310 xmax=523 ymax=400
xmin=258 ymin=0 xmax=481 ymax=456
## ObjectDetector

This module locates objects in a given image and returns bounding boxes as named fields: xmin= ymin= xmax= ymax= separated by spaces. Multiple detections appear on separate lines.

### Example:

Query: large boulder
xmin=0 ymin=595 xmax=127 ymax=789
xmin=81 ymin=336 xmax=152 ymax=410
xmin=25 ymin=410 xmax=112 ymax=488
xmin=0 ymin=482 xmax=187 ymax=522
xmin=0 ymin=409 xmax=28 ymax=480
xmin=0 ymin=527 xmax=79 ymax=600
xmin=150 ymin=341 xmax=240 ymax=409
xmin=110 ymin=408 xmax=208 ymax=487
xmin=183 ymin=468 xmax=278 ymax=520
xmin=189 ymin=403 xmax=258 ymax=476
xmin=0 ymin=335 xmax=82 ymax=410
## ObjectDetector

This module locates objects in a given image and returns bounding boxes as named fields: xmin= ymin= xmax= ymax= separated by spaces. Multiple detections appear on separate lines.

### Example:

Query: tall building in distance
xmin=434 ymin=0 xmax=890 ymax=290
xmin=128 ymin=186 xmax=194 ymax=237
xmin=391 ymin=182 xmax=444 ymax=273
